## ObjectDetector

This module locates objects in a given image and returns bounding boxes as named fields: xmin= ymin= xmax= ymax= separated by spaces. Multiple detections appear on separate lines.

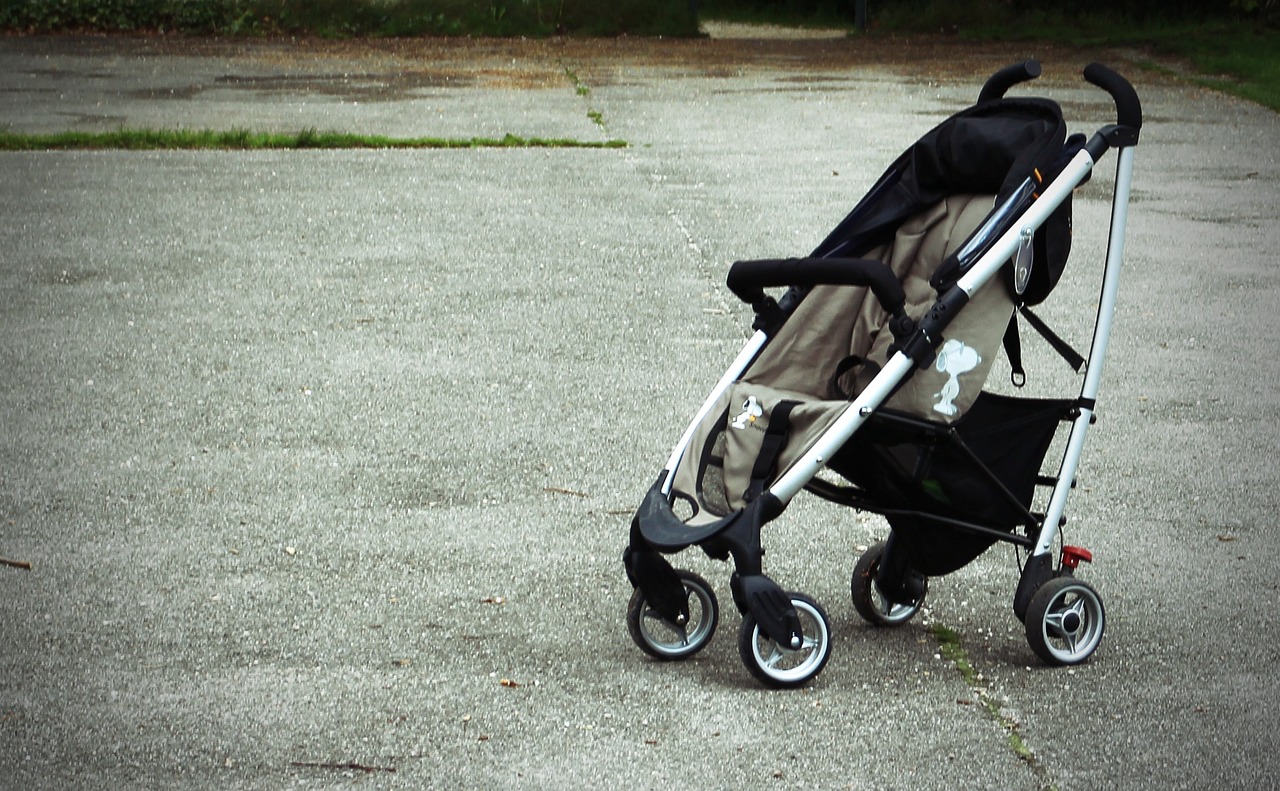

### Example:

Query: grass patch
xmin=870 ymin=2 xmax=1280 ymax=112
xmin=932 ymin=624 xmax=981 ymax=686
xmin=931 ymin=624 xmax=1048 ymax=777
xmin=1141 ymin=22 xmax=1280 ymax=110
xmin=974 ymin=15 xmax=1280 ymax=111
xmin=0 ymin=128 xmax=628 ymax=151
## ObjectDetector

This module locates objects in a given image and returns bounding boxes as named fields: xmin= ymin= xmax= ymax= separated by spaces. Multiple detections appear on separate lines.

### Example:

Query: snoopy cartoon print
xmin=933 ymin=339 xmax=981 ymax=417
xmin=731 ymin=395 xmax=764 ymax=430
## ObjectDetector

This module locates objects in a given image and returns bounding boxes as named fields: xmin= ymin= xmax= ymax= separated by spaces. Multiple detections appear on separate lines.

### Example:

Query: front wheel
xmin=626 ymin=570 xmax=719 ymax=661
xmin=1024 ymin=576 xmax=1105 ymax=666
xmin=737 ymin=593 xmax=832 ymax=689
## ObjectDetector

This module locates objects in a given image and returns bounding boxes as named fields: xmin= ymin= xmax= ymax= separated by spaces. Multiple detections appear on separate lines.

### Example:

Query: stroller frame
xmin=624 ymin=62 xmax=1142 ymax=688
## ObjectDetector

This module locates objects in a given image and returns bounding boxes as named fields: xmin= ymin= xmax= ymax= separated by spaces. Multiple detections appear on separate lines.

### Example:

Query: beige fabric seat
xmin=672 ymin=194 xmax=1016 ymax=519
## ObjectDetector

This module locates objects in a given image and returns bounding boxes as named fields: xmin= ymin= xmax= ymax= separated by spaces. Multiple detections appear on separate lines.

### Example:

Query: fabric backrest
xmin=741 ymin=193 xmax=1011 ymax=423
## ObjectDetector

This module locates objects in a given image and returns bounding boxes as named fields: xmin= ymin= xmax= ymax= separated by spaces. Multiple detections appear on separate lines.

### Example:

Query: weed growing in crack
xmin=563 ymin=64 xmax=609 ymax=134
xmin=931 ymin=624 xmax=1054 ymax=784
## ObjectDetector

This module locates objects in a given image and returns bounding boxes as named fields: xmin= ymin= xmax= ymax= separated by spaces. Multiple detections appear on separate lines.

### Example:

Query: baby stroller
xmin=622 ymin=61 xmax=1142 ymax=688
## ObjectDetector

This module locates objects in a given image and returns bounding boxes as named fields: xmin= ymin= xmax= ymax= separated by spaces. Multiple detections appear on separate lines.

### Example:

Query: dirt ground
xmin=9 ymin=27 xmax=1186 ymax=90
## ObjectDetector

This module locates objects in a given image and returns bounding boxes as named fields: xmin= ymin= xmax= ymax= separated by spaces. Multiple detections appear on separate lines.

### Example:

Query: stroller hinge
xmin=750 ymin=295 xmax=786 ymax=333
xmin=1086 ymin=124 xmax=1140 ymax=159
xmin=895 ymin=287 xmax=971 ymax=368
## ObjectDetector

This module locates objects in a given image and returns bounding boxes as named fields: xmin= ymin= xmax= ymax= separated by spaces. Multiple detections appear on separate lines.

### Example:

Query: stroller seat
xmin=673 ymin=192 xmax=1014 ymax=520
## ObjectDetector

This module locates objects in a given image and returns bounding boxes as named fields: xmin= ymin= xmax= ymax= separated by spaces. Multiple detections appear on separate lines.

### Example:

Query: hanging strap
xmin=1003 ymin=304 xmax=1087 ymax=387
xmin=744 ymin=400 xmax=800 ymax=503
xmin=1003 ymin=314 xmax=1028 ymax=387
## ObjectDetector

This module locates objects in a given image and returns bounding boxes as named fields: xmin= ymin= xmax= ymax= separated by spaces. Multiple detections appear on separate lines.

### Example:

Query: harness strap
xmin=744 ymin=400 xmax=800 ymax=503
xmin=1004 ymin=304 xmax=1086 ymax=387
xmin=1003 ymin=315 xmax=1027 ymax=387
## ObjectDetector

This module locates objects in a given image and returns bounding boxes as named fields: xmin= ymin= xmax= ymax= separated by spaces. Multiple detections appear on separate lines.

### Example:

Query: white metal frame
xmin=1033 ymin=146 xmax=1136 ymax=555
xmin=656 ymin=143 xmax=1136 ymax=561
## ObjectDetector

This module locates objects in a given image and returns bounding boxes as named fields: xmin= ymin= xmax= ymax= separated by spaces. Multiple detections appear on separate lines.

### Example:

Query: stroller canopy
xmin=814 ymin=98 xmax=1072 ymax=306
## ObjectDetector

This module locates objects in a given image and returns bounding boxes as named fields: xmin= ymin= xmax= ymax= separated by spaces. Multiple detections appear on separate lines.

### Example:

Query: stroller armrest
xmin=727 ymin=257 xmax=907 ymax=318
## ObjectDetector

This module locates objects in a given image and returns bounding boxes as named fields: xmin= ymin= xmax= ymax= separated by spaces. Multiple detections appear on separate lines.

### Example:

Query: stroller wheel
xmin=737 ymin=593 xmax=832 ymax=689
xmin=851 ymin=541 xmax=926 ymax=627
xmin=626 ymin=570 xmax=719 ymax=661
xmin=1024 ymin=576 xmax=1105 ymax=666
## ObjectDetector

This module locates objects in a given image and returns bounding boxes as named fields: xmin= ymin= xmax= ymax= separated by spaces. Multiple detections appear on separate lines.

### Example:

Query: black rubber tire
xmin=851 ymin=541 xmax=926 ymax=627
xmin=737 ymin=592 xmax=832 ymax=689
xmin=626 ymin=570 xmax=719 ymax=661
xmin=1024 ymin=575 xmax=1105 ymax=666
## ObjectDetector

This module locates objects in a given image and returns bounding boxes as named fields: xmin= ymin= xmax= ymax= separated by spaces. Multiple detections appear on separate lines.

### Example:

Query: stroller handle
xmin=727 ymin=257 xmax=907 ymax=317
xmin=978 ymin=60 xmax=1041 ymax=103
xmin=1084 ymin=63 xmax=1143 ymax=131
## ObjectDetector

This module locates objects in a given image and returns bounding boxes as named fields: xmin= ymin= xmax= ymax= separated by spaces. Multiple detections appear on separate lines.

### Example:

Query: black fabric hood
xmin=813 ymin=98 xmax=1068 ymax=261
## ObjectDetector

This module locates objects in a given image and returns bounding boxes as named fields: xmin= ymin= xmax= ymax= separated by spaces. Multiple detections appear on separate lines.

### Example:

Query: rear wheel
xmin=737 ymin=593 xmax=832 ymax=689
xmin=851 ymin=541 xmax=926 ymax=626
xmin=1024 ymin=576 xmax=1105 ymax=666
xmin=626 ymin=570 xmax=719 ymax=661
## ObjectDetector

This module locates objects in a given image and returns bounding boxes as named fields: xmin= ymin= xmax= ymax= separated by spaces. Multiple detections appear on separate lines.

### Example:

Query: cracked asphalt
xmin=2 ymin=30 xmax=1278 ymax=791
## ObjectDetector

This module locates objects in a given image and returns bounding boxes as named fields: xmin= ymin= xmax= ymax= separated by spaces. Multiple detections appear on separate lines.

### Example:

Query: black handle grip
xmin=726 ymin=257 xmax=906 ymax=316
xmin=977 ymin=60 xmax=1041 ymax=103
xmin=1084 ymin=63 xmax=1142 ymax=130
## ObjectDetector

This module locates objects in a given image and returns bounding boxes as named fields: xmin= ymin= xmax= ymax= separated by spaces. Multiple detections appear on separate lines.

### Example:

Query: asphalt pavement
xmin=1 ymin=30 xmax=1278 ymax=791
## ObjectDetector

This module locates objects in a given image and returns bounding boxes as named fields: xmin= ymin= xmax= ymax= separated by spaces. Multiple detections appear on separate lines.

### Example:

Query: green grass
xmin=975 ymin=16 xmax=1280 ymax=111
xmin=0 ymin=128 xmax=628 ymax=151
xmin=931 ymin=624 xmax=1049 ymax=777
xmin=698 ymin=0 xmax=1279 ymax=113
xmin=869 ymin=3 xmax=1280 ymax=112
xmin=1143 ymin=22 xmax=1280 ymax=110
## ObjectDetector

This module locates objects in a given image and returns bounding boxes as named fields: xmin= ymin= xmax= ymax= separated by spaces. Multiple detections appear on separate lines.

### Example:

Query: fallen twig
xmin=1 ymin=557 xmax=32 ymax=571
xmin=289 ymin=761 xmax=396 ymax=774
xmin=543 ymin=486 xmax=588 ymax=498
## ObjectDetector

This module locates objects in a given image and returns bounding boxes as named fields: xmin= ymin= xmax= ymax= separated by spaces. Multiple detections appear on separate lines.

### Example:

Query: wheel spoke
xmin=1046 ymin=594 xmax=1091 ymax=654
xmin=1049 ymin=611 xmax=1080 ymax=650
xmin=1062 ymin=597 xmax=1091 ymax=652
xmin=1025 ymin=578 xmax=1104 ymax=666
xmin=1058 ymin=620 xmax=1080 ymax=652
xmin=760 ymin=642 xmax=786 ymax=670
xmin=1044 ymin=610 xmax=1069 ymax=639
xmin=1066 ymin=596 xmax=1088 ymax=623
xmin=643 ymin=608 xmax=689 ymax=646
xmin=877 ymin=597 xmax=896 ymax=617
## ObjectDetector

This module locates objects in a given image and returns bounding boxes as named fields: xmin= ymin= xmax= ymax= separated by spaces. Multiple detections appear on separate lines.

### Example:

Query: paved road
xmin=1 ymin=32 xmax=1278 ymax=790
